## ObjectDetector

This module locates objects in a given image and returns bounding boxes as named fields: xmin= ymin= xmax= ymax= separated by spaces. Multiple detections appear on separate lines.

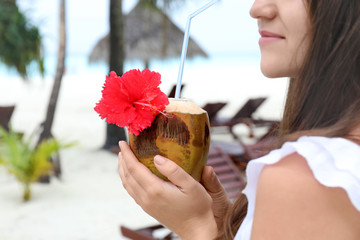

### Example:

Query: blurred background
xmin=0 ymin=0 xmax=288 ymax=239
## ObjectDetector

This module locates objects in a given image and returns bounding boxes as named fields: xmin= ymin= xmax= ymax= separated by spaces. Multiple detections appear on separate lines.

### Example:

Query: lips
xmin=259 ymin=30 xmax=284 ymax=38
xmin=259 ymin=30 xmax=285 ymax=45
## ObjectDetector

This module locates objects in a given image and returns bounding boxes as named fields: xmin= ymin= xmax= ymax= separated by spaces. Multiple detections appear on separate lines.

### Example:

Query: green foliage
xmin=0 ymin=126 xmax=71 ymax=201
xmin=0 ymin=0 xmax=44 ymax=79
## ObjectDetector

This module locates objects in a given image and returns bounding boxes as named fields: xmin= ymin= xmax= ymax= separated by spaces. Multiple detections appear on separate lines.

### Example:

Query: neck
xmin=347 ymin=125 xmax=360 ymax=145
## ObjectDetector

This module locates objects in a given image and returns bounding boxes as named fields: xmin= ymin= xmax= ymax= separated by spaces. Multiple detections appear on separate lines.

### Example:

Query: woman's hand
xmin=118 ymin=141 xmax=218 ymax=240
xmin=201 ymin=166 xmax=232 ymax=231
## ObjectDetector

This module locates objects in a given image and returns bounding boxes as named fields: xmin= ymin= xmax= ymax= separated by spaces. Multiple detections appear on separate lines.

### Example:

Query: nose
xmin=250 ymin=0 xmax=276 ymax=20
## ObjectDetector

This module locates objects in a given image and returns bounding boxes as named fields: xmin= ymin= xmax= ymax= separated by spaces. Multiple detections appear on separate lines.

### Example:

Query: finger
xmin=119 ymin=143 xmax=181 ymax=210
xmin=118 ymin=142 xmax=153 ymax=200
xmin=118 ymin=151 xmax=134 ymax=188
xmin=119 ymin=141 xmax=164 ymax=190
xmin=154 ymin=155 xmax=195 ymax=190
xmin=118 ymin=152 xmax=124 ymax=179
xmin=118 ymin=150 xmax=139 ymax=199
xmin=119 ymin=152 xmax=162 ymax=209
xmin=119 ymin=141 xmax=153 ymax=177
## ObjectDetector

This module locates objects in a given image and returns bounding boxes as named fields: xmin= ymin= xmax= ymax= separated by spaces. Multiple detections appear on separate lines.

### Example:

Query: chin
xmin=260 ymin=67 xmax=282 ymax=78
xmin=260 ymin=63 xmax=290 ymax=78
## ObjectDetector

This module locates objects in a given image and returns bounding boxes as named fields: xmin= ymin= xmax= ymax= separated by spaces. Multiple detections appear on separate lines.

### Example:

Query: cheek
xmin=291 ymin=39 xmax=310 ymax=76
xmin=285 ymin=8 xmax=311 ymax=75
xmin=260 ymin=30 xmax=311 ymax=78
xmin=259 ymin=48 xmax=295 ymax=78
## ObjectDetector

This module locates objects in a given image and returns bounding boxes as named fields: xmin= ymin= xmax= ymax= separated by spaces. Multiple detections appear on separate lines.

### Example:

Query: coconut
xmin=128 ymin=98 xmax=210 ymax=181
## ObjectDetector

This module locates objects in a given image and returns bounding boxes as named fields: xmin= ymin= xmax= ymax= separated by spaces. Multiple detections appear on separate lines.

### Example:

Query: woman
xmin=118 ymin=0 xmax=360 ymax=239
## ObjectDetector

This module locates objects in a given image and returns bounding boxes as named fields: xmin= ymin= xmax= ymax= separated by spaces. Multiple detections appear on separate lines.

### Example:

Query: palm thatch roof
xmin=88 ymin=2 xmax=208 ymax=65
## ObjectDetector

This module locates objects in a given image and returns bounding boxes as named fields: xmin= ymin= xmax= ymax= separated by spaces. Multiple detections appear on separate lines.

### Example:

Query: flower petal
xmin=94 ymin=69 xmax=170 ymax=135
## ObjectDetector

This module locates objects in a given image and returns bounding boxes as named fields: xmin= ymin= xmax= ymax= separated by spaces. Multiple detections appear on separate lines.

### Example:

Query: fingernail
xmin=210 ymin=167 xmax=217 ymax=179
xmin=154 ymin=155 xmax=166 ymax=165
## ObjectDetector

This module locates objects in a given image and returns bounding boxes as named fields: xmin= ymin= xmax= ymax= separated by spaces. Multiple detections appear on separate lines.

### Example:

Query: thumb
xmin=201 ymin=166 xmax=230 ymax=231
xmin=201 ymin=166 xmax=225 ymax=196
xmin=154 ymin=155 xmax=193 ymax=187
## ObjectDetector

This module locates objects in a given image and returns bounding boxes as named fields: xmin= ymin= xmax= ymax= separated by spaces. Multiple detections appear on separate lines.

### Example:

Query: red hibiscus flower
xmin=94 ymin=69 xmax=170 ymax=135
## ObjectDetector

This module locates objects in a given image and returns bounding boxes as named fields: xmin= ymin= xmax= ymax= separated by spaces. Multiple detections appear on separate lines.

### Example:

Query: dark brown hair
xmin=281 ymin=0 xmax=360 ymax=137
xmin=216 ymin=0 xmax=360 ymax=238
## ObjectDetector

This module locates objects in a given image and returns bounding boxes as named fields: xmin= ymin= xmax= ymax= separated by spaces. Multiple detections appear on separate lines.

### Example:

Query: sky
xmin=17 ymin=0 xmax=259 ymax=58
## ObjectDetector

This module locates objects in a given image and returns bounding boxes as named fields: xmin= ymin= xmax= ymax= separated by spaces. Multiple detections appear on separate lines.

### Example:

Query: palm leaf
xmin=29 ymin=138 xmax=60 ymax=182
xmin=0 ymin=126 xmax=73 ymax=201
xmin=0 ymin=127 xmax=33 ymax=182
xmin=0 ymin=1 xmax=44 ymax=79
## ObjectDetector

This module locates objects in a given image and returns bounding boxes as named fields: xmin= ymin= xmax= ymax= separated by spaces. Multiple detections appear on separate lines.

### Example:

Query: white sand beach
xmin=0 ymin=58 xmax=288 ymax=240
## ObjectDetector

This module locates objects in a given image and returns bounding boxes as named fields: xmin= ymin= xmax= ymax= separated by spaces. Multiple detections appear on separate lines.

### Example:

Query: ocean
xmin=0 ymin=53 xmax=288 ymax=148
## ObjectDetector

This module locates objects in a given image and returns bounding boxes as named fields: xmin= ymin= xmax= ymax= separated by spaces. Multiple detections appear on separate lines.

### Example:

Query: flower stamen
xmin=94 ymin=69 xmax=170 ymax=135
xmin=134 ymin=101 xmax=174 ymax=118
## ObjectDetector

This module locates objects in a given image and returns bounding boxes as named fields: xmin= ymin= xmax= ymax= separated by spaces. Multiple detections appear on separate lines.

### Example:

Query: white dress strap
xmin=235 ymin=136 xmax=360 ymax=240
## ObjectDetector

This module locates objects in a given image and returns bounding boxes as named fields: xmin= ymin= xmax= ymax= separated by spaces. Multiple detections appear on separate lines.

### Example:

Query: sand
xmin=0 ymin=59 xmax=288 ymax=240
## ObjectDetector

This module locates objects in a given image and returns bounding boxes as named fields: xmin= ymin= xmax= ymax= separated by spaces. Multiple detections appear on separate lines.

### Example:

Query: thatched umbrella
xmin=88 ymin=2 xmax=208 ymax=68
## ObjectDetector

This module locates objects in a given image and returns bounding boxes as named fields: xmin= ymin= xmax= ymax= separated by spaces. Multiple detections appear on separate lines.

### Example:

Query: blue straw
xmin=175 ymin=0 xmax=218 ymax=99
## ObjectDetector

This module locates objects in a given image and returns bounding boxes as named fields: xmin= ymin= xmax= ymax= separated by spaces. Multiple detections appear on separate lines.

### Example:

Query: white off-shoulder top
xmin=234 ymin=136 xmax=360 ymax=240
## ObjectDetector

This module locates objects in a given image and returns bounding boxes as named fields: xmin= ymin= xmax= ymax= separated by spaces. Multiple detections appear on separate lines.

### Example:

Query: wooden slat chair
xmin=202 ymin=102 xmax=227 ymax=124
xmin=167 ymin=84 xmax=185 ymax=98
xmin=0 ymin=105 xmax=15 ymax=132
xmin=212 ymin=121 xmax=279 ymax=172
xmin=206 ymin=146 xmax=245 ymax=200
xmin=210 ymin=97 xmax=276 ymax=138
xmin=120 ymin=147 xmax=246 ymax=240
xmin=120 ymin=224 xmax=175 ymax=240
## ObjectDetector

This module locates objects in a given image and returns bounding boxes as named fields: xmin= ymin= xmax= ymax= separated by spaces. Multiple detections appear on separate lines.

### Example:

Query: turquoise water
xmin=0 ymin=52 xmax=261 ymax=78
xmin=0 ymin=51 xmax=288 ymax=144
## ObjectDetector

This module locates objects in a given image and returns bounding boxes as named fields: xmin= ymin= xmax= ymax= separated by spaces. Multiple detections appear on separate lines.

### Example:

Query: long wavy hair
xmin=216 ymin=0 xmax=360 ymax=238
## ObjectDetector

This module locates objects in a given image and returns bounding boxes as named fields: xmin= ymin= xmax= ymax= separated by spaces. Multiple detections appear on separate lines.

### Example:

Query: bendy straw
xmin=175 ymin=0 xmax=218 ymax=99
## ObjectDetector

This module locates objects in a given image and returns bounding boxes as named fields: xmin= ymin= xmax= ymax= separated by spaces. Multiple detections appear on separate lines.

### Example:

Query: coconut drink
xmin=95 ymin=1 xmax=217 ymax=182
xmin=128 ymin=98 xmax=210 ymax=181
xmin=94 ymin=69 xmax=210 ymax=181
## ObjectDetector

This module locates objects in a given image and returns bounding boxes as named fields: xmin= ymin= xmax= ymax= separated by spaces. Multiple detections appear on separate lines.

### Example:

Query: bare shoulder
xmin=251 ymin=153 xmax=360 ymax=240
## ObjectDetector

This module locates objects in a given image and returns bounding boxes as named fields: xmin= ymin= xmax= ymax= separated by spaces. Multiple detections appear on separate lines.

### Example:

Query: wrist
xmin=179 ymin=214 xmax=218 ymax=240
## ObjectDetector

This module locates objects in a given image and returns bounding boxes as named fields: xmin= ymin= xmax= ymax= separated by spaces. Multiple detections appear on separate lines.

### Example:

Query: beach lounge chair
xmin=167 ymin=84 xmax=185 ymax=98
xmin=119 ymin=147 xmax=246 ymax=240
xmin=211 ymin=121 xmax=279 ymax=172
xmin=202 ymin=102 xmax=227 ymax=124
xmin=239 ymin=121 xmax=278 ymax=161
xmin=210 ymin=97 xmax=277 ymax=138
xmin=0 ymin=105 xmax=15 ymax=132
xmin=206 ymin=146 xmax=246 ymax=200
